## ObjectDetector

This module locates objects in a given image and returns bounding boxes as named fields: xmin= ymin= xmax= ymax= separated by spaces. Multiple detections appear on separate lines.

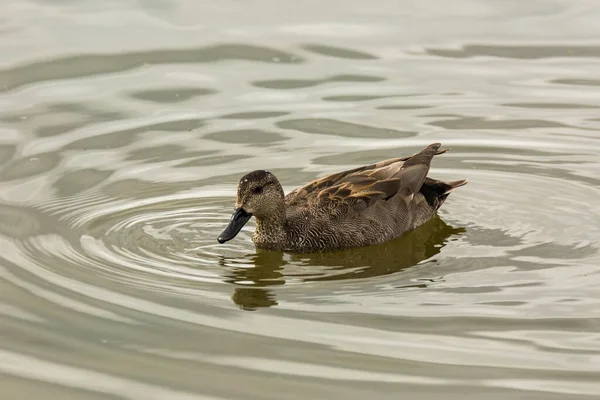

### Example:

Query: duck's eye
xmin=252 ymin=186 xmax=263 ymax=194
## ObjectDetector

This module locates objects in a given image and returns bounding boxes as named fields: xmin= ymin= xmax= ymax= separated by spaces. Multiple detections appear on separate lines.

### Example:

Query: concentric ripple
xmin=7 ymin=135 xmax=600 ymax=316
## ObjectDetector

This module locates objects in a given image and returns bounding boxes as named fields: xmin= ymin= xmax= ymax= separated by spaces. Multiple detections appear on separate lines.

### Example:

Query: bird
xmin=217 ymin=143 xmax=467 ymax=252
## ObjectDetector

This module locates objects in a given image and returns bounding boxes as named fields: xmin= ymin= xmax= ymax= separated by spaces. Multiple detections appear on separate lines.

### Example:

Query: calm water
xmin=2 ymin=1 xmax=600 ymax=399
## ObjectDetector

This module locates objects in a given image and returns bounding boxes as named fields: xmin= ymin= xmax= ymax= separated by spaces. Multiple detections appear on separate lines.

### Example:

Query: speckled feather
xmin=224 ymin=143 xmax=467 ymax=252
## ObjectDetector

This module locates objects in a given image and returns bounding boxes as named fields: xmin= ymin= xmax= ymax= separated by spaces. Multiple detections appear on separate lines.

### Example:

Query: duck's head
xmin=217 ymin=170 xmax=284 ymax=244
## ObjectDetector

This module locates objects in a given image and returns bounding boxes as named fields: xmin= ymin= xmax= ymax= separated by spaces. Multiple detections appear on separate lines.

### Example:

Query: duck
xmin=217 ymin=143 xmax=467 ymax=252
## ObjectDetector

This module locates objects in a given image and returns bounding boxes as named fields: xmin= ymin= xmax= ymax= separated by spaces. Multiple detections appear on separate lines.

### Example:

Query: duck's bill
xmin=217 ymin=208 xmax=252 ymax=244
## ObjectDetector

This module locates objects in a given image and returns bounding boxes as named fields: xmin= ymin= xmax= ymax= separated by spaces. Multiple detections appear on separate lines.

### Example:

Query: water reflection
xmin=224 ymin=217 xmax=464 ymax=310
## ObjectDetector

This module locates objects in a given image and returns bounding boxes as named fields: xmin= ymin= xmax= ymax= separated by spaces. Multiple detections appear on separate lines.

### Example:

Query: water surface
xmin=1 ymin=1 xmax=600 ymax=399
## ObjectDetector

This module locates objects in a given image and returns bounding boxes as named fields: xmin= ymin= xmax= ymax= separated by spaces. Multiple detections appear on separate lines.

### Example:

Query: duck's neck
xmin=253 ymin=203 xmax=286 ymax=250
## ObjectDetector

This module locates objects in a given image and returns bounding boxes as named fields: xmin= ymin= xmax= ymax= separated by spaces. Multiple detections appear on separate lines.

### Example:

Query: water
xmin=1 ymin=1 xmax=600 ymax=399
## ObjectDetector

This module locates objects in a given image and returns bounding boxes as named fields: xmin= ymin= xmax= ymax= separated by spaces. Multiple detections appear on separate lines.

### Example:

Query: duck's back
xmin=282 ymin=143 xmax=467 ymax=252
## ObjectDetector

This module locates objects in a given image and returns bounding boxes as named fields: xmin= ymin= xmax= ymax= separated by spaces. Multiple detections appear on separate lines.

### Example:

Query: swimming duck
xmin=217 ymin=143 xmax=467 ymax=252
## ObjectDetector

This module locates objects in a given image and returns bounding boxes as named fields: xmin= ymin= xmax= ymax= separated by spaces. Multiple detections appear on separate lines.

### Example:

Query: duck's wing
xmin=286 ymin=143 xmax=445 ymax=209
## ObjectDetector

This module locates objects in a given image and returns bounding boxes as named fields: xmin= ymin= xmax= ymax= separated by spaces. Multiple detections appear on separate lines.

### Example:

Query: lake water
xmin=1 ymin=1 xmax=600 ymax=399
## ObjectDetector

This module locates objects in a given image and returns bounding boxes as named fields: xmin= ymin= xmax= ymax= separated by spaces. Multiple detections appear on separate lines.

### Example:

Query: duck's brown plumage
xmin=217 ymin=143 xmax=467 ymax=252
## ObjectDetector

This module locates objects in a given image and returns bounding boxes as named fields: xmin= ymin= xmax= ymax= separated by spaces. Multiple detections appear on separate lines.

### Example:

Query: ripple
xmin=424 ymin=44 xmax=600 ymax=59
xmin=323 ymin=94 xmax=397 ymax=102
xmin=2 ymin=178 xmax=466 ymax=314
xmin=1 ymin=102 xmax=130 ymax=139
xmin=0 ymin=204 xmax=42 ymax=238
xmin=0 ymin=144 xmax=17 ymax=165
xmin=125 ymin=145 xmax=212 ymax=163
xmin=252 ymin=74 xmax=384 ymax=89
xmin=64 ymin=119 xmax=206 ymax=150
xmin=551 ymin=78 xmax=600 ymax=86
xmin=128 ymin=87 xmax=217 ymax=103
xmin=0 ymin=350 xmax=214 ymax=400
xmin=502 ymin=102 xmax=598 ymax=109
xmin=0 ymin=152 xmax=61 ymax=181
xmin=426 ymin=116 xmax=572 ymax=130
xmin=175 ymin=155 xmax=252 ymax=168
xmin=16 ymin=141 xmax=595 ymax=317
xmin=220 ymin=111 xmax=290 ymax=120
xmin=301 ymin=44 xmax=377 ymax=59
xmin=377 ymin=105 xmax=433 ymax=110
xmin=204 ymin=129 xmax=286 ymax=145
xmin=53 ymin=169 xmax=114 ymax=197
xmin=0 ymin=44 xmax=304 ymax=93
xmin=12 ymin=196 xmax=234 ymax=305
xmin=277 ymin=118 xmax=415 ymax=138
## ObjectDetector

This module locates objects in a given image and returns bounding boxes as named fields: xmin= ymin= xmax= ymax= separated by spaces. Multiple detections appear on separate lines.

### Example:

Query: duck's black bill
xmin=217 ymin=208 xmax=252 ymax=244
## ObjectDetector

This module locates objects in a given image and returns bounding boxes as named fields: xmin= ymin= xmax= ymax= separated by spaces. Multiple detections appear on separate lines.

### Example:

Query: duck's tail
xmin=442 ymin=179 xmax=469 ymax=194
xmin=420 ymin=177 xmax=468 ymax=211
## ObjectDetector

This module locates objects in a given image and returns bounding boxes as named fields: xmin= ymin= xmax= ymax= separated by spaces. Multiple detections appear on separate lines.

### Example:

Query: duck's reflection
xmin=222 ymin=216 xmax=464 ymax=310
xmin=224 ymin=251 xmax=284 ymax=310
